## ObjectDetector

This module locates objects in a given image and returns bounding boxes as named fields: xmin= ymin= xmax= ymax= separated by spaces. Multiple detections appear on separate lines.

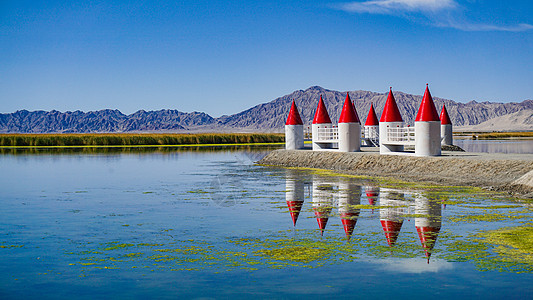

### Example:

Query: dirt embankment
xmin=258 ymin=149 xmax=533 ymax=197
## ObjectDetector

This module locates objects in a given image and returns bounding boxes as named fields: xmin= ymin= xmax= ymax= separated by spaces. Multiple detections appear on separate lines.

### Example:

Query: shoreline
xmin=258 ymin=148 xmax=533 ymax=198
xmin=0 ymin=142 xmax=284 ymax=149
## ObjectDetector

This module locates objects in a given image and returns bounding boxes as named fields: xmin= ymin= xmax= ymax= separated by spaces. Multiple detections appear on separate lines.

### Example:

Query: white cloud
xmin=373 ymin=257 xmax=455 ymax=273
xmin=334 ymin=0 xmax=533 ymax=32
xmin=337 ymin=0 xmax=457 ymax=14
xmin=442 ymin=21 xmax=533 ymax=32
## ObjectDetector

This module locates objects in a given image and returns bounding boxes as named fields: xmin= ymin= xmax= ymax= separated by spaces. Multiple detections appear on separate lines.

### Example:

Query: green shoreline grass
xmin=0 ymin=133 xmax=285 ymax=148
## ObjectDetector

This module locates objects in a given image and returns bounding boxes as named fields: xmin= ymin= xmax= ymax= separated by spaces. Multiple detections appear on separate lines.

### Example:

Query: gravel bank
xmin=258 ymin=148 xmax=533 ymax=196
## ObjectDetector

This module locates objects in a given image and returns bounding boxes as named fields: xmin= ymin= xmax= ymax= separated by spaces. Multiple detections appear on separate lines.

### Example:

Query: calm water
xmin=1 ymin=147 xmax=532 ymax=299
xmin=454 ymin=139 xmax=533 ymax=154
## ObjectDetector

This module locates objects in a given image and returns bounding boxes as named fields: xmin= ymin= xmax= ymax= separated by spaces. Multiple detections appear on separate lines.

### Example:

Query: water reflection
xmin=379 ymin=189 xmax=407 ymax=247
xmin=285 ymin=169 xmax=305 ymax=226
xmin=338 ymin=181 xmax=361 ymax=240
xmin=284 ymin=174 xmax=444 ymax=262
xmin=312 ymin=175 xmax=334 ymax=235
xmin=0 ymin=144 xmax=282 ymax=156
xmin=365 ymin=186 xmax=379 ymax=206
xmin=454 ymin=139 xmax=533 ymax=154
xmin=414 ymin=194 xmax=442 ymax=262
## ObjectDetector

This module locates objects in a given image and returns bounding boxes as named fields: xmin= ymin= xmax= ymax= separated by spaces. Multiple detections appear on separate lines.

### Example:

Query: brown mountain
xmin=215 ymin=86 xmax=533 ymax=131
xmin=1 ymin=86 xmax=531 ymax=133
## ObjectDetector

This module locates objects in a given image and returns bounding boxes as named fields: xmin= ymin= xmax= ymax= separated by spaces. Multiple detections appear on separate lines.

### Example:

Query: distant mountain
xmin=1 ymin=86 xmax=531 ymax=133
xmin=455 ymin=109 xmax=533 ymax=132
xmin=217 ymin=86 xmax=533 ymax=131
xmin=0 ymin=109 xmax=214 ymax=133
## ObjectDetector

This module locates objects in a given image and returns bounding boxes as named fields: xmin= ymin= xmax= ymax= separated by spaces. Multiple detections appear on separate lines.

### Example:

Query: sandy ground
xmin=258 ymin=148 xmax=533 ymax=197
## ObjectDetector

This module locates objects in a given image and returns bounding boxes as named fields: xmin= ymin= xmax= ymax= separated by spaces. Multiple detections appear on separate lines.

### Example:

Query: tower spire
xmin=380 ymin=87 xmax=403 ymax=122
xmin=339 ymin=93 xmax=360 ymax=123
xmin=440 ymin=104 xmax=452 ymax=125
xmin=365 ymin=103 xmax=379 ymax=126
xmin=415 ymin=84 xmax=440 ymax=122
xmin=313 ymin=95 xmax=332 ymax=124
xmin=285 ymin=100 xmax=303 ymax=125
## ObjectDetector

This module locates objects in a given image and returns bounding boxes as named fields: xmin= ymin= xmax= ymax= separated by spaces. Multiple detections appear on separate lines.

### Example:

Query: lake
xmin=454 ymin=138 xmax=533 ymax=154
xmin=1 ymin=146 xmax=532 ymax=299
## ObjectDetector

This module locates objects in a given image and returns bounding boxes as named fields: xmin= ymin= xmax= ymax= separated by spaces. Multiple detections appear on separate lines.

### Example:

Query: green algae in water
xmin=449 ymin=213 xmax=528 ymax=223
xmin=0 ymin=245 xmax=23 ymax=249
xmin=478 ymin=225 xmax=533 ymax=265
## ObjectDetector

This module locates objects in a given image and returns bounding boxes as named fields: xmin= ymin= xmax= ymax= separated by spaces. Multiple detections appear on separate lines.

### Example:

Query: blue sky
xmin=1 ymin=0 xmax=532 ymax=116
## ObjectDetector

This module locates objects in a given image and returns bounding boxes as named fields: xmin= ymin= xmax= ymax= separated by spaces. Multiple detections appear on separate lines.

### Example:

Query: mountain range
xmin=1 ymin=86 xmax=532 ymax=133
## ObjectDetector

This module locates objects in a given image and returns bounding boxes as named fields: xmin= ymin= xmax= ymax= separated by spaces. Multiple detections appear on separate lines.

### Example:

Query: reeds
xmin=475 ymin=132 xmax=533 ymax=139
xmin=0 ymin=133 xmax=285 ymax=147
xmin=454 ymin=131 xmax=533 ymax=139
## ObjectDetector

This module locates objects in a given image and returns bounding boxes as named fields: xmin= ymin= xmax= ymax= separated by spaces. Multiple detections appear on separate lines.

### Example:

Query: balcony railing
xmin=316 ymin=126 xmax=338 ymax=142
xmin=383 ymin=125 xmax=415 ymax=145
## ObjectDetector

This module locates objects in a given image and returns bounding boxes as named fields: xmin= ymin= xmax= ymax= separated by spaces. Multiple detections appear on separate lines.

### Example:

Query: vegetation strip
xmin=454 ymin=131 xmax=533 ymax=139
xmin=0 ymin=133 xmax=285 ymax=147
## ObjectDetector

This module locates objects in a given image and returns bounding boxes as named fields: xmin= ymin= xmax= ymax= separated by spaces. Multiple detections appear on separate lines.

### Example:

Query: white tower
xmin=415 ymin=84 xmax=441 ymax=156
xmin=285 ymin=100 xmax=304 ymax=150
xmin=364 ymin=102 xmax=379 ymax=146
xmin=338 ymin=93 xmax=361 ymax=152
xmin=312 ymin=95 xmax=333 ymax=150
xmin=379 ymin=88 xmax=404 ymax=154
xmin=440 ymin=104 xmax=453 ymax=146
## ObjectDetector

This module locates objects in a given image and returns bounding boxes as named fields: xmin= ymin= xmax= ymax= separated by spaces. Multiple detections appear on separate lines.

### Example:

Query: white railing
xmin=316 ymin=126 xmax=338 ymax=142
xmin=363 ymin=127 xmax=380 ymax=146
xmin=364 ymin=127 xmax=379 ymax=139
xmin=383 ymin=125 xmax=415 ymax=144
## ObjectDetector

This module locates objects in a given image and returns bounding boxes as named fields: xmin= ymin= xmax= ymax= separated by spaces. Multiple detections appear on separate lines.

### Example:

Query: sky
xmin=1 ymin=0 xmax=532 ymax=117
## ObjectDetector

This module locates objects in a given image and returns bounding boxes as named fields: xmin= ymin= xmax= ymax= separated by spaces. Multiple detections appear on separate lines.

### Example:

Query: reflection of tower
xmin=415 ymin=194 xmax=442 ymax=263
xmin=379 ymin=189 xmax=407 ymax=247
xmin=365 ymin=186 xmax=379 ymax=214
xmin=338 ymin=181 xmax=361 ymax=240
xmin=312 ymin=175 xmax=334 ymax=236
xmin=285 ymin=169 xmax=305 ymax=226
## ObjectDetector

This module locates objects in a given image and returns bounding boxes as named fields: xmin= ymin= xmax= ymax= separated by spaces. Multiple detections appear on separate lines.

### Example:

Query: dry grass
xmin=454 ymin=131 xmax=533 ymax=139
xmin=476 ymin=132 xmax=533 ymax=139
xmin=0 ymin=133 xmax=285 ymax=147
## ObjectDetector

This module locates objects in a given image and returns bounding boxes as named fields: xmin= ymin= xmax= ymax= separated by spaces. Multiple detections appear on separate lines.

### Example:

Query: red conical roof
xmin=339 ymin=93 xmax=360 ymax=123
xmin=440 ymin=104 xmax=452 ymax=125
xmin=314 ymin=208 xmax=331 ymax=235
xmin=380 ymin=220 xmax=403 ymax=247
xmin=380 ymin=88 xmax=403 ymax=122
xmin=415 ymin=84 xmax=440 ymax=122
xmin=287 ymin=200 xmax=304 ymax=226
xmin=312 ymin=95 xmax=332 ymax=124
xmin=416 ymin=226 xmax=441 ymax=260
xmin=286 ymin=100 xmax=303 ymax=125
xmin=366 ymin=190 xmax=378 ymax=198
xmin=365 ymin=103 xmax=379 ymax=126
xmin=340 ymin=212 xmax=359 ymax=240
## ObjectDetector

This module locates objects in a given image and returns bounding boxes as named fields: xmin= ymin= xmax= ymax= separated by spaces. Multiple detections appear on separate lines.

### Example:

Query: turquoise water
xmin=0 ymin=147 xmax=532 ymax=299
